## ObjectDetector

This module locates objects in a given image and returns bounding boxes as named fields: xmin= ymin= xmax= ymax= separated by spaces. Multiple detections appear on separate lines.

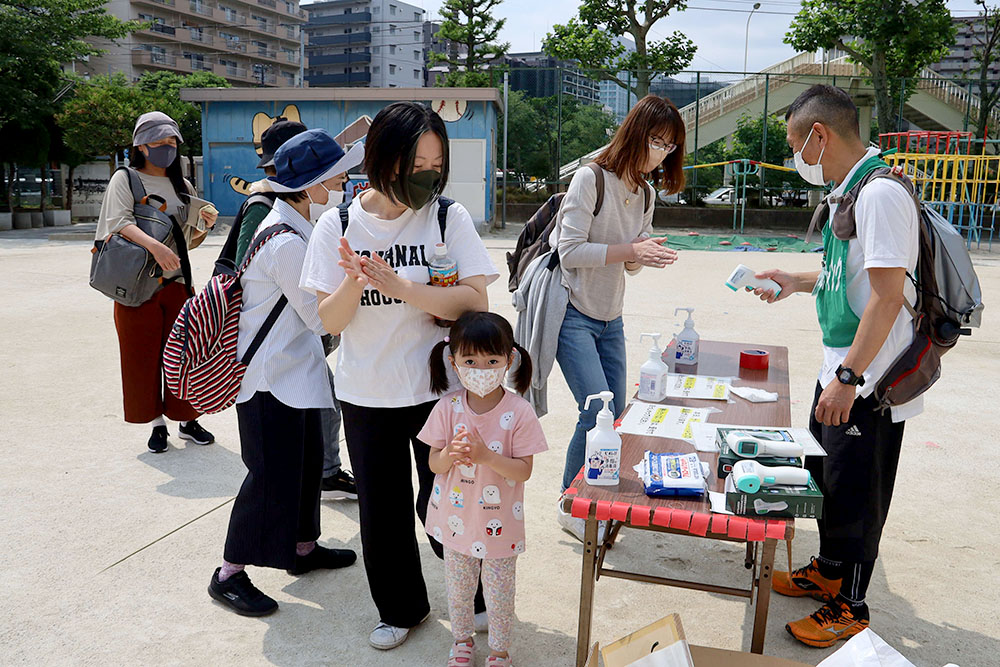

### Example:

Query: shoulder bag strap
xmin=238 ymin=222 xmax=299 ymax=367
xmin=643 ymin=183 xmax=652 ymax=214
xmin=437 ymin=196 xmax=453 ymax=241
xmin=338 ymin=201 xmax=351 ymax=234
xmin=586 ymin=162 xmax=605 ymax=216
xmin=168 ymin=217 xmax=194 ymax=296
xmin=119 ymin=167 xmax=147 ymax=204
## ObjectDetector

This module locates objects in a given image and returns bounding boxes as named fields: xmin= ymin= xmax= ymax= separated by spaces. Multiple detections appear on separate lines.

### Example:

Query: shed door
xmin=443 ymin=139 xmax=486 ymax=223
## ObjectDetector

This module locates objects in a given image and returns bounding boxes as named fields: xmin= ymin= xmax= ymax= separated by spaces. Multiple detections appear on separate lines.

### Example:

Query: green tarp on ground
xmin=650 ymin=233 xmax=822 ymax=253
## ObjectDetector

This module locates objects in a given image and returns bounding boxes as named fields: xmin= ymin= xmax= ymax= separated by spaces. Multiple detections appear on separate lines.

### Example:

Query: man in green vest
xmin=751 ymin=85 xmax=920 ymax=648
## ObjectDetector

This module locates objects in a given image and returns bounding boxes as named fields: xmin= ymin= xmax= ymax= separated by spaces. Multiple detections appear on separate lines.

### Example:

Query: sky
xmin=409 ymin=0 xmax=989 ymax=78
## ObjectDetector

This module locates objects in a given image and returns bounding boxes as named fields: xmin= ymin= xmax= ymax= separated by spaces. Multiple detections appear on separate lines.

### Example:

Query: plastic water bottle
xmin=428 ymin=243 xmax=458 ymax=287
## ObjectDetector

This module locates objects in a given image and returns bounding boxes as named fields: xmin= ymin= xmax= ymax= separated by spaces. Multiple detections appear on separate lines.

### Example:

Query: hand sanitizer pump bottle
xmin=673 ymin=307 xmax=699 ymax=366
xmin=638 ymin=333 xmax=669 ymax=401
xmin=584 ymin=391 xmax=621 ymax=486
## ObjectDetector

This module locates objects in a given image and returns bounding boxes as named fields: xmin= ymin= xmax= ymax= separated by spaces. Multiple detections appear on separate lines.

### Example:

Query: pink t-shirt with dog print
xmin=420 ymin=389 xmax=547 ymax=560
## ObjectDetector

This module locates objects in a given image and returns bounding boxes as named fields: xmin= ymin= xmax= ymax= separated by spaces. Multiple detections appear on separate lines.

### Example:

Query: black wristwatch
xmin=835 ymin=365 xmax=865 ymax=387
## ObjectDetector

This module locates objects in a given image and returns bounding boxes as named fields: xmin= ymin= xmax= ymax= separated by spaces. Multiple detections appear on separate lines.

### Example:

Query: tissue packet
xmin=635 ymin=452 xmax=708 ymax=497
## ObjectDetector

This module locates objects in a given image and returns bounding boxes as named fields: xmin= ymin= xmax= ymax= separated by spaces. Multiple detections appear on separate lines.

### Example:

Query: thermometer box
xmin=724 ymin=474 xmax=824 ymax=519
xmin=717 ymin=443 xmax=802 ymax=479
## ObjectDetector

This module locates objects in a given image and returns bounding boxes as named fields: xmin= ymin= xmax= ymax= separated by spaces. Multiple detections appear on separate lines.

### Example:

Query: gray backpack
xmin=808 ymin=164 xmax=984 ymax=411
xmin=89 ymin=168 xmax=192 ymax=307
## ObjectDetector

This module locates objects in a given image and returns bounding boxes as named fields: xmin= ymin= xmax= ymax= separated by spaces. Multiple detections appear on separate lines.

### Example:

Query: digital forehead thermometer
xmin=725 ymin=431 xmax=804 ymax=459
xmin=726 ymin=264 xmax=782 ymax=296
xmin=732 ymin=460 xmax=810 ymax=493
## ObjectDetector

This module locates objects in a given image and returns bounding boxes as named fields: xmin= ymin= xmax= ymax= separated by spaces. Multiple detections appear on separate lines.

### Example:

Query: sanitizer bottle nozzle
xmin=675 ymin=307 xmax=695 ymax=328
xmin=640 ymin=333 xmax=662 ymax=356
xmin=584 ymin=391 xmax=615 ymax=429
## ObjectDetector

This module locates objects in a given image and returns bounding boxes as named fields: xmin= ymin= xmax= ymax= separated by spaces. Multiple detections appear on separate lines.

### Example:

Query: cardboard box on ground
xmin=587 ymin=614 xmax=809 ymax=667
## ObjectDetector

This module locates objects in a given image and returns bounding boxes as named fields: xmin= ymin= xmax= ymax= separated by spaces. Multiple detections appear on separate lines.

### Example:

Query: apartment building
xmin=930 ymin=16 xmax=1000 ymax=81
xmin=506 ymin=52 xmax=600 ymax=105
xmin=304 ymin=0 xmax=425 ymax=88
xmin=84 ymin=0 xmax=306 ymax=87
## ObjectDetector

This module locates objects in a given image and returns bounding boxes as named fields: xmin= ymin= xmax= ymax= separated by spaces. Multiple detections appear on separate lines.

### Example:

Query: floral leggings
xmin=444 ymin=547 xmax=517 ymax=652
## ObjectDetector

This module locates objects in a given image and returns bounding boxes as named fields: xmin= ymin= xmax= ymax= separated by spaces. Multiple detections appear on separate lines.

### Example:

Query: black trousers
xmin=224 ymin=391 xmax=323 ymax=570
xmin=342 ymin=400 xmax=484 ymax=628
xmin=807 ymin=382 xmax=905 ymax=563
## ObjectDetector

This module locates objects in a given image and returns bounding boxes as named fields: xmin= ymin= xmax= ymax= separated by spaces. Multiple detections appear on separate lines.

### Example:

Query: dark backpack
xmin=807 ymin=164 xmax=984 ymax=412
xmin=215 ymin=192 xmax=277 ymax=275
xmin=505 ymin=163 xmax=650 ymax=292
xmin=338 ymin=195 xmax=452 ymax=237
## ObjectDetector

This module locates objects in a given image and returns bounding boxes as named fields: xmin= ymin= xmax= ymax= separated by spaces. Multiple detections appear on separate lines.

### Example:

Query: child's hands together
xmin=448 ymin=427 xmax=493 ymax=466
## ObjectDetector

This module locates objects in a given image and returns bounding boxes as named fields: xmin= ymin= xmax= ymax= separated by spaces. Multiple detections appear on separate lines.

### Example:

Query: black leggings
xmin=342 ymin=400 xmax=484 ymax=628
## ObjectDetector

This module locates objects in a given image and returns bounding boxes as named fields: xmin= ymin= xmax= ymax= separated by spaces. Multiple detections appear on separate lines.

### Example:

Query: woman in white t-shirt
xmin=300 ymin=102 xmax=498 ymax=651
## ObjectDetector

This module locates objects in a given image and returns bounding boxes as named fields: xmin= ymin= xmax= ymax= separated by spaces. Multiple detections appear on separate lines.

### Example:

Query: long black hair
xmin=429 ymin=311 xmax=532 ymax=396
xmin=130 ymin=144 xmax=188 ymax=198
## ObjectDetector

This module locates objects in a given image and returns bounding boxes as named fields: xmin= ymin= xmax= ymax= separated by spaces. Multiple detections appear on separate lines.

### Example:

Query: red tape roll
xmin=740 ymin=349 xmax=769 ymax=370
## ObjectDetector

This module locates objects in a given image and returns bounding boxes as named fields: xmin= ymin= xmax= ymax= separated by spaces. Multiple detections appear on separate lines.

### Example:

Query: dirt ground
xmin=1 ymin=224 xmax=997 ymax=666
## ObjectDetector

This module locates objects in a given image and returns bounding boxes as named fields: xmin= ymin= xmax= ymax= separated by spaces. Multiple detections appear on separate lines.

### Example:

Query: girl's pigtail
xmin=428 ymin=340 xmax=452 ymax=394
xmin=509 ymin=342 xmax=533 ymax=395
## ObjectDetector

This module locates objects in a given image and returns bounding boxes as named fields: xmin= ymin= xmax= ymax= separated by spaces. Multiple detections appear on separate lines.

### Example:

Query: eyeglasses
xmin=649 ymin=137 xmax=677 ymax=154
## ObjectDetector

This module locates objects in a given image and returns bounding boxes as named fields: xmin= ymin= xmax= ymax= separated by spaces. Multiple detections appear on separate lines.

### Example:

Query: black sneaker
xmin=147 ymin=426 xmax=168 ymax=453
xmin=286 ymin=545 xmax=357 ymax=576
xmin=321 ymin=469 xmax=358 ymax=500
xmin=178 ymin=420 xmax=215 ymax=445
xmin=208 ymin=568 xmax=278 ymax=617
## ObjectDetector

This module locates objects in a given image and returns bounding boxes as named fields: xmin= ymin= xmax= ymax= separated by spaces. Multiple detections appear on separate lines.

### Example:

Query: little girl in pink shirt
xmin=421 ymin=311 xmax=547 ymax=667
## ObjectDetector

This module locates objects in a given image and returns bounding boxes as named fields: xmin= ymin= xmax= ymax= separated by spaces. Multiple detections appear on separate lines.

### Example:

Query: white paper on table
xmin=663 ymin=374 xmax=731 ymax=401
xmin=617 ymin=401 xmax=717 ymax=440
xmin=625 ymin=640 xmax=695 ymax=667
xmin=816 ymin=629 xmax=917 ymax=667
xmin=687 ymin=422 xmax=827 ymax=456
xmin=707 ymin=491 xmax=734 ymax=515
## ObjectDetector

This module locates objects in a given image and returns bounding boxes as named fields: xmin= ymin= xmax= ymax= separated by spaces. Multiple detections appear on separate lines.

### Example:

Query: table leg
xmin=575 ymin=517 xmax=600 ymax=667
xmin=750 ymin=537 xmax=777 ymax=654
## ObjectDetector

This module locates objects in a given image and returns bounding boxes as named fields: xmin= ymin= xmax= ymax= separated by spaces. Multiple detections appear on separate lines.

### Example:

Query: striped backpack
xmin=163 ymin=223 xmax=297 ymax=414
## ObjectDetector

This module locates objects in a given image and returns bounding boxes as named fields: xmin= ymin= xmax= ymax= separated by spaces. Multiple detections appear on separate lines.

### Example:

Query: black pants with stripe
xmin=807 ymin=382 xmax=905 ymax=565
xmin=224 ymin=391 xmax=323 ymax=569
xmin=342 ymin=400 xmax=485 ymax=628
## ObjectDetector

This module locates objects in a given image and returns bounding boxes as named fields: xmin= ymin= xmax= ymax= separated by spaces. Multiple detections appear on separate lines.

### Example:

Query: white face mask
xmin=455 ymin=366 xmax=505 ymax=398
xmin=306 ymin=183 xmax=344 ymax=222
xmin=793 ymin=127 xmax=827 ymax=186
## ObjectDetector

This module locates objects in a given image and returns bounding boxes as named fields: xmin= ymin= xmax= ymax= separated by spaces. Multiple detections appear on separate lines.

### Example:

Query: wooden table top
xmin=563 ymin=340 xmax=795 ymax=542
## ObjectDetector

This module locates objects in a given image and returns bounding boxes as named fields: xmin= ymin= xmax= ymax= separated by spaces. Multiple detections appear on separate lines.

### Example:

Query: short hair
xmin=595 ymin=95 xmax=686 ymax=195
xmin=276 ymin=190 xmax=309 ymax=204
xmin=785 ymin=85 xmax=860 ymax=139
xmin=364 ymin=101 xmax=450 ymax=204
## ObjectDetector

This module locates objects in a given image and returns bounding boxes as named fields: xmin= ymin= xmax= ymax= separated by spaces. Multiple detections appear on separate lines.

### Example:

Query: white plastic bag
xmin=816 ymin=628 xmax=960 ymax=667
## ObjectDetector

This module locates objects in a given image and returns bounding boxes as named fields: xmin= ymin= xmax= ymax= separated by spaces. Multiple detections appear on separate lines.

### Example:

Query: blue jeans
xmin=556 ymin=304 xmax=627 ymax=491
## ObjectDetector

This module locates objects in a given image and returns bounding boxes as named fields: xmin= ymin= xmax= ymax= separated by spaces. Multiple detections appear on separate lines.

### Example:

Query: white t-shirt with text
xmin=300 ymin=195 xmax=498 ymax=408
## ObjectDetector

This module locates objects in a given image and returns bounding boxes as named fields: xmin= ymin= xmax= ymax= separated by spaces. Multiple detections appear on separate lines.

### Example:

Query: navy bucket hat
xmin=267 ymin=128 xmax=365 ymax=193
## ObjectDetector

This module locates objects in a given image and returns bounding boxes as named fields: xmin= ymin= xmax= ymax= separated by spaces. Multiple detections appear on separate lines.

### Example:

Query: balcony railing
xmin=257 ymin=0 xmax=277 ymax=7
xmin=189 ymin=1 xmax=213 ymax=17
xmin=150 ymin=22 xmax=176 ymax=35
xmin=308 ymin=31 xmax=371 ymax=47
xmin=307 ymin=71 xmax=371 ymax=86
xmin=310 ymin=12 xmax=371 ymax=26
xmin=309 ymin=52 xmax=371 ymax=67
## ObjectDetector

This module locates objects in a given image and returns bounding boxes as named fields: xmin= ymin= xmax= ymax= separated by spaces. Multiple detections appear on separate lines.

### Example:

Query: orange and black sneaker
xmin=786 ymin=597 xmax=870 ymax=648
xmin=773 ymin=557 xmax=842 ymax=602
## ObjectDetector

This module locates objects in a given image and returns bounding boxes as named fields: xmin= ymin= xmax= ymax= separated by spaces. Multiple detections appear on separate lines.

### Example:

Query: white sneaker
xmin=474 ymin=611 xmax=489 ymax=634
xmin=369 ymin=612 xmax=430 ymax=650
xmin=556 ymin=505 xmax=607 ymax=543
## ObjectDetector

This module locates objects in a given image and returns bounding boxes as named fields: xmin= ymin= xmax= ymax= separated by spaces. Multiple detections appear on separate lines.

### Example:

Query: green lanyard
xmin=815 ymin=155 xmax=889 ymax=348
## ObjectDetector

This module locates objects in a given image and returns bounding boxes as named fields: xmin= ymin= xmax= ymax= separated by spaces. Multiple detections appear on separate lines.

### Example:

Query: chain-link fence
xmin=490 ymin=63 xmax=1000 ymax=231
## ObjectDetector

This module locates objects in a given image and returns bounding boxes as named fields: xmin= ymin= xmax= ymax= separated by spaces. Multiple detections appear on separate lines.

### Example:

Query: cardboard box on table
xmin=588 ymin=614 xmax=809 ymax=667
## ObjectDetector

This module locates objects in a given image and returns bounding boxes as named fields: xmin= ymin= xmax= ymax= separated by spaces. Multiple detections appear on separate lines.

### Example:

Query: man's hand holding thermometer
xmin=725 ymin=264 xmax=818 ymax=304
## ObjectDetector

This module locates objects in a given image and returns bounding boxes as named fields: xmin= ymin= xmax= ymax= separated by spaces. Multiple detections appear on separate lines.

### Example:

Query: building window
xmin=413 ymin=69 xmax=419 ymax=79
xmin=389 ymin=24 xmax=396 ymax=34
xmin=220 ymin=5 xmax=238 ymax=21
xmin=373 ymin=46 xmax=380 ymax=53
xmin=373 ymin=65 xmax=380 ymax=73
xmin=373 ymin=5 xmax=379 ymax=12
xmin=285 ymin=1 xmax=294 ymax=13
xmin=414 ymin=12 xmax=420 ymax=21
xmin=190 ymin=27 xmax=204 ymax=42
xmin=389 ymin=64 xmax=396 ymax=74
xmin=413 ymin=49 xmax=420 ymax=61
xmin=344 ymin=7 xmax=351 ymax=13
xmin=390 ymin=4 xmax=396 ymax=15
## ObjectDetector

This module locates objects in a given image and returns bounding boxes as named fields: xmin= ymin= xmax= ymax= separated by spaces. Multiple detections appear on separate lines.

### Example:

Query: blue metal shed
xmin=179 ymin=87 xmax=502 ymax=223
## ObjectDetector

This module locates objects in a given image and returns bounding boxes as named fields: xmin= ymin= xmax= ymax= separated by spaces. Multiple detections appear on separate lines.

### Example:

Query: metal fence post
xmin=897 ymin=78 xmax=906 ymax=133
xmin=760 ymin=73 xmax=769 ymax=208
xmin=693 ymin=72 xmax=701 ymax=201
xmin=503 ymin=70 xmax=509 ymax=230
xmin=556 ymin=68 xmax=563 ymax=189
xmin=964 ymin=81 xmax=973 ymax=133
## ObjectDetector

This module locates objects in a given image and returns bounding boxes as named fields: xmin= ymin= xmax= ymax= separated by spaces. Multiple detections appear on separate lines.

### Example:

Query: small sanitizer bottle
xmin=638 ymin=333 xmax=669 ymax=402
xmin=673 ymin=307 xmax=700 ymax=366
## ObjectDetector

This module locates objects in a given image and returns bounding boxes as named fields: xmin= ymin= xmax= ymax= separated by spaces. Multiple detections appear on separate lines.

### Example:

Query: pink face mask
xmin=455 ymin=366 xmax=505 ymax=398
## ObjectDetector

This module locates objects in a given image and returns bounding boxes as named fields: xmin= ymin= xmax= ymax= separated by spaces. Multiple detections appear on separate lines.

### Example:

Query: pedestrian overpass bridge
xmin=558 ymin=53 xmax=999 ymax=180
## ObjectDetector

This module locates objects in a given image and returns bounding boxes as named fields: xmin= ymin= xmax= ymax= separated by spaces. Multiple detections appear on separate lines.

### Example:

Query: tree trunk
xmin=975 ymin=71 xmax=993 ymax=154
xmin=871 ymin=50 xmax=895 ymax=136
xmin=6 ymin=164 xmax=14 ymax=212
xmin=39 ymin=161 xmax=47 ymax=213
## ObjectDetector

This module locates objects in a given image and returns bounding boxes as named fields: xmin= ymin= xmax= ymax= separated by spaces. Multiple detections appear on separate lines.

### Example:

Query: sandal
xmin=447 ymin=641 xmax=475 ymax=667
xmin=487 ymin=656 xmax=513 ymax=667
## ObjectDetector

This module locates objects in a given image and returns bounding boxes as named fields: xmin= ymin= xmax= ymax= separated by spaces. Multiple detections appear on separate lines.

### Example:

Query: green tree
xmin=431 ymin=0 xmax=509 ymax=87
xmin=137 ymin=70 xmax=230 ymax=183
xmin=500 ymin=90 xmax=547 ymax=179
xmin=560 ymin=101 xmax=617 ymax=171
xmin=727 ymin=113 xmax=806 ymax=205
xmin=785 ymin=0 xmax=956 ymax=136
xmin=968 ymin=1 xmax=1000 ymax=148
xmin=685 ymin=138 xmax=726 ymax=202
xmin=544 ymin=1 xmax=696 ymax=99
xmin=56 ymin=73 xmax=154 ymax=178
xmin=0 ymin=0 xmax=139 ymax=129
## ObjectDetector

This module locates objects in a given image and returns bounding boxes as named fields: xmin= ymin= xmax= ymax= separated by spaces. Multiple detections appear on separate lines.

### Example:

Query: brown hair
xmin=594 ymin=95 xmax=686 ymax=195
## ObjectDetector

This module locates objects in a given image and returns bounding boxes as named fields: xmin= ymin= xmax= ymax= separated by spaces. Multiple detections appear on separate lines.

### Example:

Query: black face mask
xmin=391 ymin=169 xmax=442 ymax=210
xmin=145 ymin=144 xmax=177 ymax=168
